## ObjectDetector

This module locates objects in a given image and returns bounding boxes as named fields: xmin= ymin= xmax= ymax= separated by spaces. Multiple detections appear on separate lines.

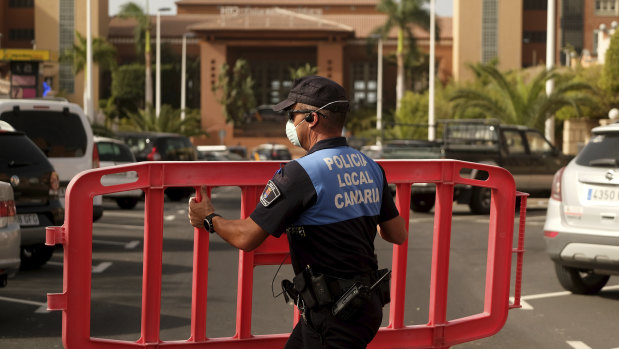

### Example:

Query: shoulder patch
xmin=260 ymin=180 xmax=281 ymax=207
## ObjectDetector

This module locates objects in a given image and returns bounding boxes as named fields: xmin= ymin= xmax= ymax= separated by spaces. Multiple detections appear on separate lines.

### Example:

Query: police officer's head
xmin=274 ymin=76 xmax=350 ymax=147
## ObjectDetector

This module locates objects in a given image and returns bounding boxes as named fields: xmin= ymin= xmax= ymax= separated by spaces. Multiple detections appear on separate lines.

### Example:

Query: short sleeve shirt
xmin=250 ymin=137 xmax=399 ymax=276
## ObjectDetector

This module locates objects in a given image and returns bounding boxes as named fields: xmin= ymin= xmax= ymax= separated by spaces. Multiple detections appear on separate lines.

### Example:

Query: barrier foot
xmin=46 ymin=226 xmax=65 ymax=246
xmin=47 ymin=292 xmax=67 ymax=311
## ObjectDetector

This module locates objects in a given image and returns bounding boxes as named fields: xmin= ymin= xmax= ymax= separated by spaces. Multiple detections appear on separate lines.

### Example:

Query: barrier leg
xmin=139 ymin=187 xmax=165 ymax=344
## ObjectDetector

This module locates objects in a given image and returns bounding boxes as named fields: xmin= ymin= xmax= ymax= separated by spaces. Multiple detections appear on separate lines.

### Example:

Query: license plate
xmin=585 ymin=187 xmax=619 ymax=203
xmin=17 ymin=213 xmax=39 ymax=227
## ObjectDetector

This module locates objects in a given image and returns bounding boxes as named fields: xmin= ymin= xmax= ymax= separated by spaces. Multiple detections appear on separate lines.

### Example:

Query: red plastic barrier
xmin=46 ymin=160 xmax=527 ymax=349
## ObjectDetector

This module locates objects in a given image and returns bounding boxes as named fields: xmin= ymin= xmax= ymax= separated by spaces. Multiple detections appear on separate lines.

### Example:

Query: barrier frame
xmin=46 ymin=159 xmax=527 ymax=349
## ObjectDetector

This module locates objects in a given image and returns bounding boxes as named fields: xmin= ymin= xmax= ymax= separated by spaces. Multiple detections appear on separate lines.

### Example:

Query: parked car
xmin=95 ymin=136 xmax=142 ymax=209
xmin=114 ymin=131 xmax=197 ymax=201
xmin=544 ymin=121 xmax=619 ymax=294
xmin=362 ymin=119 xmax=571 ymax=214
xmin=196 ymin=145 xmax=245 ymax=161
xmin=0 ymin=99 xmax=103 ymax=221
xmin=0 ymin=181 xmax=21 ymax=286
xmin=250 ymin=143 xmax=292 ymax=161
xmin=0 ymin=123 xmax=63 ymax=269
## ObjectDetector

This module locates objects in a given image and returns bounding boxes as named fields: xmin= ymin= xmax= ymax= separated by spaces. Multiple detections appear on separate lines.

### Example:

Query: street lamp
xmin=370 ymin=34 xmax=384 ymax=148
xmin=181 ymin=32 xmax=196 ymax=121
xmin=156 ymin=7 xmax=171 ymax=118
xmin=428 ymin=0 xmax=436 ymax=141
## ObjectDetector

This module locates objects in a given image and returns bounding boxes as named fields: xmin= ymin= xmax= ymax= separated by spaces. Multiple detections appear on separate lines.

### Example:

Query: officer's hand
xmin=188 ymin=185 xmax=214 ymax=228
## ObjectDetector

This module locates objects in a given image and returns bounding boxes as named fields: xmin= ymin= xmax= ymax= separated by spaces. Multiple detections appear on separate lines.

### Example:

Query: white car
xmin=0 ymin=99 xmax=103 ymax=221
xmin=0 ymin=181 xmax=21 ymax=286
xmin=95 ymin=136 xmax=142 ymax=209
xmin=544 ymin=121 xmax=619 ymax=294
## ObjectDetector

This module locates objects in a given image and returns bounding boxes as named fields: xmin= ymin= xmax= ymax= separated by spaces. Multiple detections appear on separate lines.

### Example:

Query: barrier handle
xmin=510 ymin=192 xmax=528 ymax=309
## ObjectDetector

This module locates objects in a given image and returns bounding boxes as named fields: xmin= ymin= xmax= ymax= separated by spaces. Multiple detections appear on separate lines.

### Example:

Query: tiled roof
xmin=109 ymin=11 xmax=452 ymax=40
xmin=188 ymin=8 xmax=354 ymax=33
xmin=176 ymin=0 xmax=380 ymax=6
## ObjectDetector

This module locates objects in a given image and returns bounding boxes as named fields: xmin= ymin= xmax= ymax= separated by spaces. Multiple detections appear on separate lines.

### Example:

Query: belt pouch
xmin=375 ymin=268 xmax=391 ymax=306
xmin=310 ymin=273 xmax=333 ymax=306
xmin=293 ymin=271 xmax=317 ymax=309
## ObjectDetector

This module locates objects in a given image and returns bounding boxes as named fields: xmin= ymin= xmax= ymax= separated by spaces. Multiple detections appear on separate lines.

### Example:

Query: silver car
xmin=95 ymin=136 xmax=142 ymax=209
xmin=0 ymin=181 xmax=21 ymax=286
xmin=544 ymin=121 xmax=619 ymax=294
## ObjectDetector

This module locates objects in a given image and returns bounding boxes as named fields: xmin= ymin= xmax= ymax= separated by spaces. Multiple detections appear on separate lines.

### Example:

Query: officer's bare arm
xmin=188 ymin=186 xmax=269 ymax=252
xmin=378 ymin=215 xmax=407 ymax=245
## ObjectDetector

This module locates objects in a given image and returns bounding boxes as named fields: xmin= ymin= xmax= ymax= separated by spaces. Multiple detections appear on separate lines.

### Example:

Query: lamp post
xmin=377 ymin=36 xmax=383 ymax=148
xmin=370 ymin=34 xmax=384 ymax=148
xmin=85 ymin=0 xmax=93 ymax=122
xmin=428 ymin=0 xmax=436 ymax=141
xmin=181 ymin=32 xmax=196 ymax=121
xmin=545 ymin=0 xmax=556 ymax=144
xmin=156 ymin=7 xmax=171 ymax=118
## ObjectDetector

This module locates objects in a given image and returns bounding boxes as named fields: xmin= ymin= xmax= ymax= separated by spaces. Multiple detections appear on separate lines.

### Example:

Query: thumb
xmin=200 ymin=185 xmax=209 ymax=199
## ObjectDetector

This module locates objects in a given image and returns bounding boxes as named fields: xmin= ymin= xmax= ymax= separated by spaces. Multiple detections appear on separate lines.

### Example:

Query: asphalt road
xmin=1 ymin=188 xmax=618 ymax=349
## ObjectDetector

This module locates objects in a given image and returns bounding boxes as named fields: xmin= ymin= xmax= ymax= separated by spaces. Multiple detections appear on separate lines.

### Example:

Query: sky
xmin=109 ymin=0 xmax=454 ymax=16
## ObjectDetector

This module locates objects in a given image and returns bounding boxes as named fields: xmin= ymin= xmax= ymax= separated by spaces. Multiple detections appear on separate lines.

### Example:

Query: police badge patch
xmin=260 ymin=180 xmax=281 ymax=207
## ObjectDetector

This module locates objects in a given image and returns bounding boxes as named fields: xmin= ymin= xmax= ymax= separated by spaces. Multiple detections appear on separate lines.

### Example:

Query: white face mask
xmin=286 ymin=118 xmax=305 ymax=147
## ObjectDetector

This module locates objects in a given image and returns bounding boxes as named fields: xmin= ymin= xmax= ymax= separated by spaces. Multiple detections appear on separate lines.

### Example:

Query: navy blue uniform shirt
xmin=250 ymin=137 xmax=400 ymax=276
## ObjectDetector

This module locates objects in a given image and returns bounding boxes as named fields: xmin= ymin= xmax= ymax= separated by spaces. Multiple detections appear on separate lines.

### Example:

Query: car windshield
xmin=575 ymin=133 xmax=619 ymax=167
xmin=97 ymin=142 xmax=135 ymax=162
xmin=0 ymin=133 xmax=47 ymax=170
xmin=0 ymin=110 xmax=87 ymax=158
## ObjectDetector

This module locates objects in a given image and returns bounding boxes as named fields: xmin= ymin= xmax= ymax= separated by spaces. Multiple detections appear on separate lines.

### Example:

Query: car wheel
xmin=469 ymin=186 xmax=491 ymax=214
xmin=554 ymin=263 xmax=609 ymax=294
xmin=20 ymin=244 xmax=55 ymax=270
xmin=116 ymin=197 xmax=139 ymax=210
xmin=410 ymin=193 xmax=435 ymax=213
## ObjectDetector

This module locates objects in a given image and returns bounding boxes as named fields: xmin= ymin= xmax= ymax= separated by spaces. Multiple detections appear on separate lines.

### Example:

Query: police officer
xmin=188 ymin=75 xmax=407 ymax=348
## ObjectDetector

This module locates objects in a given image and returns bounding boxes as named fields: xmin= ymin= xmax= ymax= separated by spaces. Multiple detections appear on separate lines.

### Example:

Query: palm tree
xmin=118 ymin=2 xmax=153 ymax=111
xmin=124 ymin=104 xmax=204 ymax=137
xmin=289 ymin=63 xmax=318 ymax=80
xmin=450 ymin=63 xmax=597 ymax=131
xmin=58 ymin=31 xmax=117 ymax=75
xmin=373 ymin=0 xmax=434 ymax=111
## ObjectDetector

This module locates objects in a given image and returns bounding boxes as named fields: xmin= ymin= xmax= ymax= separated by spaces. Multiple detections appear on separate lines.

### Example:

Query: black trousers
xmin=283 ymin=291 xmax=383 ymax=349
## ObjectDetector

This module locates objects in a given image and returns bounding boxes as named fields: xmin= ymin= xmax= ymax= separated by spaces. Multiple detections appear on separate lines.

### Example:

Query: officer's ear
xmin=307 ymin=112 xmax=319 ymax=127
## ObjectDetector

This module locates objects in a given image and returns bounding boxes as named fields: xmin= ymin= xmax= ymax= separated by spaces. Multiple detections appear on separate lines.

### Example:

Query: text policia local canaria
xmin=323 ymin=154 xmax=380 ymax=209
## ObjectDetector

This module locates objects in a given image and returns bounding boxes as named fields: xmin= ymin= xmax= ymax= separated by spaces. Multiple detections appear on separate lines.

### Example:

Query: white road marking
xmin=566 ymin=341 xmax=592 ymax=349
xmin=511 ymin=285 xmax=619 ymax=310
xmin=94 ymin=222 xmax=143 ymax=230
xmin=45 ymin=261 xmax=112 ymax=274
xmin=92 ymin=262 xmax=112 ymax=273
xmin=0 ymin=296 xmax=49 ymax=313
xmin=124 ymin=240 xmax=141 ymax=249
xmin=101 ymin=211 xmax=144 ymax=218
xmin=164 ymin=214 xmax=176 ymax=221
xmin=92 ymin=239 xmax=140 ymax=249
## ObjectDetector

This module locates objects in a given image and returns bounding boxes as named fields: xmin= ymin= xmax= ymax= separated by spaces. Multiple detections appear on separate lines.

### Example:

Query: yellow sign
xmin=0 ymin=49 xmax=50 ymax=61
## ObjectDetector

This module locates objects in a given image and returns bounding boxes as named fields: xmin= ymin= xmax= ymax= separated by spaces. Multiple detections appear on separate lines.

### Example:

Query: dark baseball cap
xmin=273 ymin=75 xmax=350 ymax=113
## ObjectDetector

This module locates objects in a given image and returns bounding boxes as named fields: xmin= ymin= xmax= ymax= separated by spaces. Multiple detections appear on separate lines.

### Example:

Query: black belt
xmin=282 ymin=267 xmax=390 ymax=311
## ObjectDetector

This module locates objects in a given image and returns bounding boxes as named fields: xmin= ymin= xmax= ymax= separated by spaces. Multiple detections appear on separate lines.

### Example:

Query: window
xmin=595 ymin=0 xmax=619 ymax=15
xmin=503 ymin=130 xmax=526 ymax=155
xmin=525 ymin=131 xmax=553 ymax=154
xmin=350 ymin=62 xmax=377 ymax=108
xmin=482 ymin=0 xmax=498 ymax=63
xmin=0 ymin=111 xmax=87 ymax=158
xmin=8 ymin=28 xmax=34 ymax=41
xmin=59 ymin=0 xmax=75 ymax=93
xmin=523 ymin=0 xmax=547 ymax=10
xmin=523 ymin=31 xmax=547 ymax=43
xmin=8 ymin=0 xmax=34 ymax=8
